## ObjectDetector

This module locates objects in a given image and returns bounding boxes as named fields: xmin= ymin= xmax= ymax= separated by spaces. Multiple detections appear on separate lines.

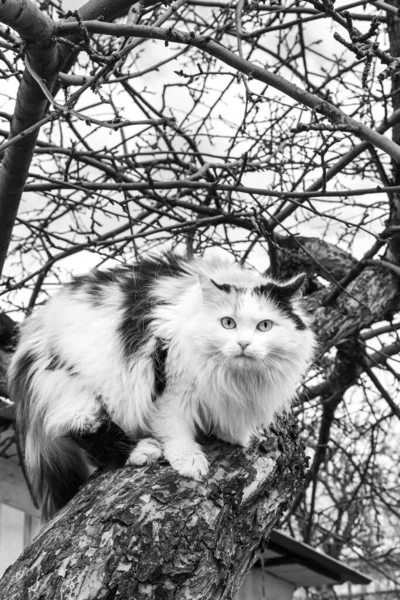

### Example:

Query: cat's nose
xmin=238 ymin=341 xmax=250 ymax=351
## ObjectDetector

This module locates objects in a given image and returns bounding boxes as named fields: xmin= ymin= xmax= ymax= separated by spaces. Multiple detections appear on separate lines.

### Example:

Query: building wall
xmin=335 ymin=557 xmax=399 ymax=600
xmin=336 ymin=580 xmax=400 ymax=599
xmin=236 ymin=568 xmax=295 ymax=600
xmin=0 ymin=503 xmax=40 ymax=577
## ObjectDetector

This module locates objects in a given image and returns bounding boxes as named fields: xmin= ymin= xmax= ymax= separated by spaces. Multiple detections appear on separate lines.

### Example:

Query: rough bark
xmin=387 ymin=0 xmax=400 ymax=264
xmin=268 ymin=237 xmax=400 ymax=355
xmin=275 ymin=236 xmax=357 ymax=282
xmin=0 ymin=313 xmax=17 ymax=400
xmin=0 ymin=423 xmax=307 ymax=600
xmin=0 ymin=1 xmax=60 ymax=276
xmin=310 ymin=265 xmax=400 ymax=352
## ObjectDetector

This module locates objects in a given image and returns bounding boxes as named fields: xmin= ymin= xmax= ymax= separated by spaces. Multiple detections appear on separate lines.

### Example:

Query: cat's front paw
xmin=164 ymin=441 xmax=209 ymax=481
xmin=126 ymin=438 xmax=163 ymax=466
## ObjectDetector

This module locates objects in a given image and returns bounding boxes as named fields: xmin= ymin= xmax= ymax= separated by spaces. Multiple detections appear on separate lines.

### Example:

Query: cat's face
xmin=195 ymin=270 xmax=312 ymax=372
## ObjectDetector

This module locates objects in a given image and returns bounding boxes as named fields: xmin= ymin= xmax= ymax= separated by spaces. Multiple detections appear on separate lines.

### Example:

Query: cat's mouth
xmin=234 ymin=352 xmax=254 ymax=360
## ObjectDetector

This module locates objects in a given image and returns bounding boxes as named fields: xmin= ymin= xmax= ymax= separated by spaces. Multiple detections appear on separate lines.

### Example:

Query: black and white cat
xmin=8 ymin=252 xmax=316 ymax=520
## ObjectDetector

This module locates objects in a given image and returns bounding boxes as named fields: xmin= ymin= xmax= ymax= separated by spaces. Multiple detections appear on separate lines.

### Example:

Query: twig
xmin=55 ymin=20 xmax=400 ymax=162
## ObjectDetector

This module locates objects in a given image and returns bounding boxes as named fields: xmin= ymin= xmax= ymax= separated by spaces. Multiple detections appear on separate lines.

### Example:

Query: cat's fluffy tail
xmin=25 ymin=429 xmax=90 ymax=522
xmin=9 ymin=351 xmax=91 ymax=522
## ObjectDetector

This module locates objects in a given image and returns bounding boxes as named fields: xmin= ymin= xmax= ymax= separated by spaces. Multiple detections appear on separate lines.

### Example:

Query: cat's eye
xmin=221 ymin=317 xmax=236 ymax=329
xmin=257 ymin=320 xmax=273 ymax=332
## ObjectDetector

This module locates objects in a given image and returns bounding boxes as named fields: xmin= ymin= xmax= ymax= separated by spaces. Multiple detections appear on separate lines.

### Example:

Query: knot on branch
xmin=333 ymin=13 xmax=400 ymax=86
xmin=314 ymin=101 xmax=358 ymax=131
xmin=63 ymin=10 xmax=90 ymax=44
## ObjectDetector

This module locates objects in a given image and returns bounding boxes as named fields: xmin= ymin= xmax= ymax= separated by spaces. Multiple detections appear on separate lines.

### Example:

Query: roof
xmin=255 ymin=530 xmax=372 ymax=588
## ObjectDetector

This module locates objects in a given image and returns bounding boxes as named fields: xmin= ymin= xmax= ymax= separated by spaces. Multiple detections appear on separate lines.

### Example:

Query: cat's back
xmin=24 ymin=267 xmax=129 ymax=339
xmin=10 ymin=267 xmax=131 ymax=381
xmin=13 ymin=252 xmax=251 ymax=367
xmin=13 ymin=254 xmax=194 ymax=362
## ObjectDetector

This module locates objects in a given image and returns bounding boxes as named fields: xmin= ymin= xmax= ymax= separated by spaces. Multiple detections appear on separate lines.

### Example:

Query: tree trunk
xmin=0 ymin=313 xmax=17 ymax=401
xmin=387 ymin=0 xmax=400 ymax=265
xmin=0 ymin=422 xmax=307 ymax=600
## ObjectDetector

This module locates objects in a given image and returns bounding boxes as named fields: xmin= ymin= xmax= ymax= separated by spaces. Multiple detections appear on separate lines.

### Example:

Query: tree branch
xmin=55 ymin=21 xmax=400 ymax=162
xmin=0 ymin=425 xmax=307 ymax=599
xmin=0 ymin=0 xmax=145 ymax=277
xmin=269 ymin=108 xmax=400 ymax=229
xmin=0 ymin=313 xmax=16 ymax=399
xmin=307 ymin=263 xmax=400 ymax=353
xmin=0 ymin=0 xmax=60 ymax=277
xmin=274 ymin=235 xmax=357 ymax=282
xmin=21 ymin=179 xmax=400 ymax=198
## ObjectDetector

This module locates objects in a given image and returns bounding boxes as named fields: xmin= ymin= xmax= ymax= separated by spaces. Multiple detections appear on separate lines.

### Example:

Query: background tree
xmin=0 ymin=0 xmax=400 ymax=593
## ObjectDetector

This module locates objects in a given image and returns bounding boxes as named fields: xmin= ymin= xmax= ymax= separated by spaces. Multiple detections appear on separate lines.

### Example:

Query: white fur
xmin=11 ymin=283 xmax=155 ymax=439
xmin=146 ymin=261 xmax=315 ymax=477
xmin=127 ymin=438 xmax=163 ymax=466
xmin=10 ymin=255 xmax=316 ymax=490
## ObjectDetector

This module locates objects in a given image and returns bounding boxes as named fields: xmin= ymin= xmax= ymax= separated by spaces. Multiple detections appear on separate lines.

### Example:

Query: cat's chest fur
xmin=161 ymin=349 xmax=274 ymax=436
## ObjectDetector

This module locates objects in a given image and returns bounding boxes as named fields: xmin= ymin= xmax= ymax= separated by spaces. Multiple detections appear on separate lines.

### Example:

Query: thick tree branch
xmin=0 ymin=0 xmax=60 ymax=277
xmin=309 ymin=264 xmax=400 ymax=353
xmin=386 ymin=2 xmax=400 ymax=265
xmin=0 ymin=0 xmax=143 ymax=277
xmin=274 ymin=236 xmax=357 ymax=282
xmin=0 ymin=425 xmax=307 ymax=599
xmin=21 ymin=179 xmax=400 ymax=198
xmin=321 ymin=230 xmax=392 ymax=305
xmin=0 ymin=0 xmax=54 ymax=42
xmin=0 ymin=313 xmax=16 ymax=399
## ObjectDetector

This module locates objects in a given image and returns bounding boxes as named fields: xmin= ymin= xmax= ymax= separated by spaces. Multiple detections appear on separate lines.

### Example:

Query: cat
xmin=8 ymin=252 xmax=316 ymax=520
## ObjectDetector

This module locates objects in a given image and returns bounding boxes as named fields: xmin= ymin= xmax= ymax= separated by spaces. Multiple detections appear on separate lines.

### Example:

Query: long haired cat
xmin=8 ymin=253 xmax=316 ymax=520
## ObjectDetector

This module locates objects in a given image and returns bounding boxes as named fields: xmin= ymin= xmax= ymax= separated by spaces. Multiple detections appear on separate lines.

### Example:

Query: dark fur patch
xmin=11 ymin=350 xmax=37 ymax=440
xmin=12 ymin=350 xmax=36 ymax=383
xmin=152 ymin=339 xmax=168 ymax=398
xmin=0 ymin=312 xmax=17 ymax=344
xmin=254 ymin=282 xmax=307 ymax=330
xmin=210 ymin=281 xmax=248 ymax=295
xmin=68 ymin=268 xmax=128 ymax=306
xmin=9 ymin=350 xmax=40 ymax=508
xmin=47 ymin=354 xmax=61 ymax=371
xmin=47 ymin=349 xmax=77 ymax=375
xmin=119 ymin=253 xmax=190 ymax=359
xmin=210 ymin=279 xmax=231 ymax=293
xmin=38 ymin=437 xmax=91 ymax=521
xmin=72 ymin=421 xmax=133 ymax=468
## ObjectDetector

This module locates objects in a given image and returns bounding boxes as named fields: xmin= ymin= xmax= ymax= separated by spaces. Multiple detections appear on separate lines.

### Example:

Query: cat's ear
xmin=279 ymin=273 xmax=307 ymax=299
xmin=198 ymin=269 xmax=229 ymax=302
xmin=198 ymin=269 xmax=216 ymax=303
xmin=198 ymin=268 xmax=210 ymax=287
xmin=257 ymin=273 xmax=307 ymax=300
